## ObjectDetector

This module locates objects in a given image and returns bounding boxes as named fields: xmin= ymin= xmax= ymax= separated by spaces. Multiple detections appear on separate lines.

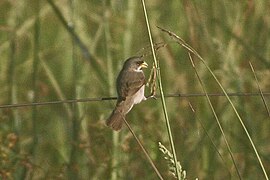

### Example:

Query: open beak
xmin=140 ymin=61 xmax=148 ymax=69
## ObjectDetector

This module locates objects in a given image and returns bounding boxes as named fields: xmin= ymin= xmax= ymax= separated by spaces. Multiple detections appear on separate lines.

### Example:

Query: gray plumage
xmin=106 ymin=56 xmax=147 ymax=131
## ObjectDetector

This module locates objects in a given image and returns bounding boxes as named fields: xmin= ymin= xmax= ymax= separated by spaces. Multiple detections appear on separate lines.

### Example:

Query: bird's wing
xmin=117 ymin=70 xmax=145 ymax=99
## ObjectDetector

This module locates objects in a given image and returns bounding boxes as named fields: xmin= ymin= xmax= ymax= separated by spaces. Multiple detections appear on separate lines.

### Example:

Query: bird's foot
xmin=147 ymin=95 xmax=157 ymax=100
xmin=146 ymin=93 xmax=157 ymax=100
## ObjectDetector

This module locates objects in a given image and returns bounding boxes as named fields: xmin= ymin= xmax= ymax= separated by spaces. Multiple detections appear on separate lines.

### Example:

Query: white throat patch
xmin=134 ymin=67 xmax=143 ymax=72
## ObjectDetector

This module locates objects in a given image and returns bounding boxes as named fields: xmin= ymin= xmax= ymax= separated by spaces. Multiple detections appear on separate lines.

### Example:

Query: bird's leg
xmin=146 ymin=62 xmax=154 ymax=87
xmin=146 ymin=63 xmax=157 ymax=100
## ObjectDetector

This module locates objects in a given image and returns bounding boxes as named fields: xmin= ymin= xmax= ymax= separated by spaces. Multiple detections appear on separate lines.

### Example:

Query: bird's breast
xmin=133 ymin=85 xmax=146 ymax=104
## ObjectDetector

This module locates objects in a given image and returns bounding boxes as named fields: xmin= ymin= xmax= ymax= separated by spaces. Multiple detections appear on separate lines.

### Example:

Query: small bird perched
xmin=106 ymin=56 xmax=148 ymax=131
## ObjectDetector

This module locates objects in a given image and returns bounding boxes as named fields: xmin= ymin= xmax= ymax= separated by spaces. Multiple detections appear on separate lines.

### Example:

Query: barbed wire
xmin=0 ymin=92 xmax=269 ymax=109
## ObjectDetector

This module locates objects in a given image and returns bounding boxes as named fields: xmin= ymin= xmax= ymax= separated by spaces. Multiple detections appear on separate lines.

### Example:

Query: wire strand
xmin=0 ymin=92 xmax=269 ymax=109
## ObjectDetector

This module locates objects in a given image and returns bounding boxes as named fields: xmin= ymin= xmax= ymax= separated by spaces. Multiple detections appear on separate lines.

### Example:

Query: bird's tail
xmin=106 ymin=109 xmax=125 ymax=131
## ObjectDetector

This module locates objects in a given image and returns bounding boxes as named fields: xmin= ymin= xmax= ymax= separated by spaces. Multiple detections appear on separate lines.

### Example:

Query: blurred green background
xmin=0 ymin=0 xmax=270 ymax=179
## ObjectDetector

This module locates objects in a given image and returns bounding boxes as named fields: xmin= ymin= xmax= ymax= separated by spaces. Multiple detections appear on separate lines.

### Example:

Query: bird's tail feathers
xmin=106 ymin=109 xmax=124 ymax=131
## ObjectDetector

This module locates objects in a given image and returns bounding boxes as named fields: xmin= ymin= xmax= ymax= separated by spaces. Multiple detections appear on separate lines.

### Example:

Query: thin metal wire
xmin=0 ymin=92 xmax=269 ymax=109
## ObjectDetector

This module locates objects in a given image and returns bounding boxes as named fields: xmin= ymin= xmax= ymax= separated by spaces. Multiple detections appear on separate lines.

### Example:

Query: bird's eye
xmin=136 ymin=61 xmax=143 ymax=65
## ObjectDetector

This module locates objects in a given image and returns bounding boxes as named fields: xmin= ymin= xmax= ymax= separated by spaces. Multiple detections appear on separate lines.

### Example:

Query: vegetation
xmin=0 ymin=0 xmax=269 ymax=179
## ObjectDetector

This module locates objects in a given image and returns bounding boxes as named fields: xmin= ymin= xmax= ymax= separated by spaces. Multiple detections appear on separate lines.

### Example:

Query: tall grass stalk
xmin=117 ymin=1 xmax=137 ymax=178
xmin=140 ymin=1 xmax=181 ymax=179
xmin=200 ymin=54 xmax=269 ymax=180
xmin=46 ymin=0 xmax=107 ymax=84
xmin=123 ymin=118 xmax=164 ymax=180
xmin=40 ymin=59 xmax=72 ymax=118
xmin=188 ymin=103 xmax=232 ymax=178
xmin=123 ymin=1 xmax=136 ymax=58
xmin=190 ymin=43 xmax=269 ymax=180
xmin=29 ymin=0 xmax=40 ymax=178
xmin=8 ymin=3 xmax=22 ymax=178
xmin=188 ymin=53 xmax=241 ymax=179
xmin=8 ymin=2 xmax=20 ymax=136
xmin=249 ymin=61 xmax=270 ymax=118
xmin=103 ymin=2 xmax=119 ymax=179
xmin=158 ymin=26 xmax=269 ymax=180
xmin=68 ymin=0 xmax=80 ymax=179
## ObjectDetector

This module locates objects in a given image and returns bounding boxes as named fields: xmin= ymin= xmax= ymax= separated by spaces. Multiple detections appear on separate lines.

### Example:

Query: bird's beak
xmin=140 ymin=61 xmax=148 ymax=69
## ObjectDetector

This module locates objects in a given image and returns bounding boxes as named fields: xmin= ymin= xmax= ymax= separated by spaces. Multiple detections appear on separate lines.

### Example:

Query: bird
xmin=106 ymin=56 xmax=148 ymax=131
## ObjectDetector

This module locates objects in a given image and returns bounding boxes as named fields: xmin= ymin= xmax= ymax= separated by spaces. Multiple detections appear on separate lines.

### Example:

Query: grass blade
xmin=249 ymin=61 xmax=270 ymax=118
xmin=123 ymin=118 xmax=164 ymax=180
xmin=140 ymin=2 xmax=181 ymax=179
xmin=188 ymin=53 xmax=241 ymax=179
xmin=158 ymin=26 xmax=269 ymax=180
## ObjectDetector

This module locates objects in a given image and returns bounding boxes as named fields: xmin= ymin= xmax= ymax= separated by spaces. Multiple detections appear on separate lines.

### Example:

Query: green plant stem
xmin=40 ymin=59 xmax=72 ymax=118
xmin=31 ymin=0 xmax=40 ymax=152
xmin=140 ymin=1 xmax=181 ymax=179
xmin=123 ymin=118 xmax=164 ymax=180
xmin=188 ymin=53 xmax=241 ymax=179
xmin=29 ymin=0 xmax=40 ymax=178
xmin=68 ymin=0 xmax=80 ymax=179
xmin=46 ymin=0 xmax=107 ymax=84
xmin=208 ymin=65 xmax=268 ymax=179
xmin=158 ymin=26 xmax=269 ymax=180
xmin=249 ymin=61 xmax=270 ymax=118
xmin=8 ymin=3 xmax=23 ymax=178
xmin=123 ymin=1 xmax=136 ymax=58
xmin=192 ymin=47 xmax=269 ymax=180
xmin=103 ymin=3 xmax=119 ymax=179
xmin=188 ymin=103 xmax=232 ymax=178
xmin=8 ymin=8 xmax=19 ymax=135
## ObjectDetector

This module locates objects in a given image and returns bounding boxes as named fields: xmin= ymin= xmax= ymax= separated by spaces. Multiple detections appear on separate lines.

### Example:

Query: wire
xmin=0 ymin=92 xmax=269 ymax=109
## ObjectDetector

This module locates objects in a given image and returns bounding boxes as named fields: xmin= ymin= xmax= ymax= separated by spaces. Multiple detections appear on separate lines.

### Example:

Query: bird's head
xmin=123 ymin=56 xmax=148 ymax=71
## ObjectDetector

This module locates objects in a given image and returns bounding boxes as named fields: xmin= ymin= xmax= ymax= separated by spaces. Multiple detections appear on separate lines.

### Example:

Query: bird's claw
xmin=146 ymin=94 xmax=157 ymax=100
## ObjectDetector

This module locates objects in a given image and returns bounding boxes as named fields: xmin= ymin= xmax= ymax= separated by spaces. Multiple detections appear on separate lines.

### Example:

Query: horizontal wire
xmin=0 ymin=92 xmax=269 ymax=109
